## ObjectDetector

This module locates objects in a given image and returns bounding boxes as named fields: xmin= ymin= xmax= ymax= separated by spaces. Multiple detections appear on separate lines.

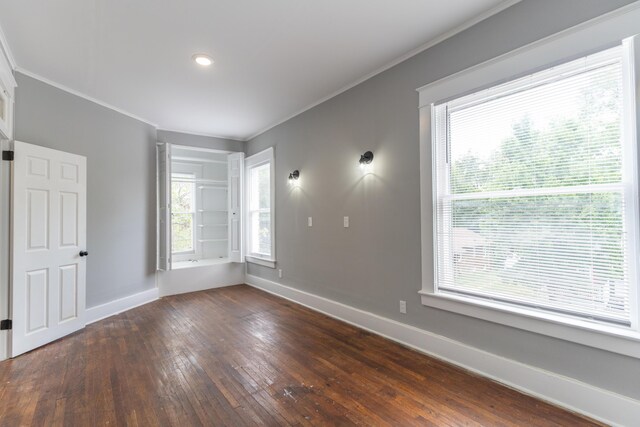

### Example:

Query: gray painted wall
xmin=13 ymin=74 xmax=242 ymax=308
xmin=246 ymin=0 xmax=640 ymax=399
xmin=15 ymin=73 xmax=158 ymax=307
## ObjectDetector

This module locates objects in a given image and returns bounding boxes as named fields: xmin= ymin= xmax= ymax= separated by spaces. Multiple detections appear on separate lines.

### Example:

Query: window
xmin=171 ymin=172 xmax=196 ymax=254
xmin=419 ymin=32 xmax=640 ymax=358
xmin=245 ymin=148 xmax=275 ymax=265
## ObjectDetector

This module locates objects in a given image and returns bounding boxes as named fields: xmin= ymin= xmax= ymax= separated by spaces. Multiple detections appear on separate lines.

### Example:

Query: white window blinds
xmin=433 ymin=45 xmax=637 ymax=326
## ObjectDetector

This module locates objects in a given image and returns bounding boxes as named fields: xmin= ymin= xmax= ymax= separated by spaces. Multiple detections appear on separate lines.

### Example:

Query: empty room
xmin=0 ymin=0 xmax=639 ymax=425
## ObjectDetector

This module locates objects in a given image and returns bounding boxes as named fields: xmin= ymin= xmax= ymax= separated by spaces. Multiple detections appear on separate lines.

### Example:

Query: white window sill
xmin=419 ymin=290 xmax=640 ymax=359
xmin=246 ymin=256 xmax=276 ymax=269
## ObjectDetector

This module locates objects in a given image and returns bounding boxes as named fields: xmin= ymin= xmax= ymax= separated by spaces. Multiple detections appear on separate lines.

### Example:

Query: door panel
xmin=26 ymin=269 xmax=48 ymax=332
xmin=59 ymin=265 xmax=77 ymax=322
xmin=27 ymin=189 xmax=49 ymax=250
xmin=12 ymin=141 xmax=87 ymax=357
xmin=59 ymin=192 xmax=78 ymax=247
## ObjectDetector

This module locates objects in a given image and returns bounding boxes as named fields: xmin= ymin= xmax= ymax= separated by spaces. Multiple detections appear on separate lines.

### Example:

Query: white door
xmin=11 ymin=141 xmax=87 ymax=357
xmin=228 ymin=152 xmax=244 ymax=262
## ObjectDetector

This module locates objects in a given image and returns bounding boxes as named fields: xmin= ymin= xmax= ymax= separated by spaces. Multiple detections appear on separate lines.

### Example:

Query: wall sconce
xmin=359 ymin=151 xmax=374 ymax=166
xmin=288 ymin=170 xmax=300 ymax=181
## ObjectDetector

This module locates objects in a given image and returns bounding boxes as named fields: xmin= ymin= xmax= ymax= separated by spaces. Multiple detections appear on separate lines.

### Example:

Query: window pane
xmin=435 ymin=46 xmax=633 ymax=326
xmin=250 ymin=163 xmax=270 ymax=210
xmin=443 ymin=192 xmax=628 ymax=324
xmin=172 ymin=179 xmax=195 ymax=213
xmin=172 ymin=213 xmax=194 ymax=253
xmin=250 ymin=211 xmax=271 ymax=256
xmin=249 ymin=161 xmax=272 ymax=257
xmin=171 ymin=173 xmax=195 ymax=254
xmin=449 ymin=52 xmax=623 ymax=194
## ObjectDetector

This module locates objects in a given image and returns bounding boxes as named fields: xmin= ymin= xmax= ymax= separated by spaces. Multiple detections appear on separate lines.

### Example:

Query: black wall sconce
xmin=359 ymin=151 xmax=374 ymax=165
xmin=288 ymin=170 xmax=300 ymax=180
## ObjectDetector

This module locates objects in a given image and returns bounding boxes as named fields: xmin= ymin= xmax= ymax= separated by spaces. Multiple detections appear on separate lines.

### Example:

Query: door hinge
xmin=0 ymin=319 xmax=12 ymax=330
xmin=2 ymin=150 xmax=14 ymax=161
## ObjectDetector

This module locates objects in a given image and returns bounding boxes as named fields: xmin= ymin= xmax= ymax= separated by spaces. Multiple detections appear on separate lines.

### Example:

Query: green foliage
xmin=448 ymin=70 xmax=627 ymax=318
xmin=171 ymin=181 xmax=195 ymax=253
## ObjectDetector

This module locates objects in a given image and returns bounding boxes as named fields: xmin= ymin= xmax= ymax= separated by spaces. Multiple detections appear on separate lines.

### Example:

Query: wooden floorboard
xmin=0 ymin=284 xmax=604 ymax=426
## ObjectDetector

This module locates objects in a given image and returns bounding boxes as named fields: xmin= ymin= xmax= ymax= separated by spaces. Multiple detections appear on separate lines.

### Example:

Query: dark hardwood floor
xmin=0 ymin=285 xmax=602 ymax=426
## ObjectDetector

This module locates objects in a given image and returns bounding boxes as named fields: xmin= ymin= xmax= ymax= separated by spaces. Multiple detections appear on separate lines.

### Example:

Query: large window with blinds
xmin=432 ymin=44 xmax=639 ymax=329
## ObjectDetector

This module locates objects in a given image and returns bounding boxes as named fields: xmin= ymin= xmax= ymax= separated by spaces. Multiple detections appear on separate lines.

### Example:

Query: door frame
xmin=0 ymin=139 xmax=12 ymax=360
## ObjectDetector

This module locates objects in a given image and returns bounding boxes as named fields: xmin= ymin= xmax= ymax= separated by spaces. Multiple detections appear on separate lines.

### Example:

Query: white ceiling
xmin=0 ymin=0 xmax=513 ymax=140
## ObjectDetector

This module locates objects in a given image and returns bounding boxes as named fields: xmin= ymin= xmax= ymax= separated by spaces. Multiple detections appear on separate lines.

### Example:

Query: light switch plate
xmin=343 ymin=216 xmax=349 ymax=228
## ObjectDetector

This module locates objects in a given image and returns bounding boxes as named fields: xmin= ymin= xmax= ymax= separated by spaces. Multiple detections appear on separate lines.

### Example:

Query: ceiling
xmin=0 ymin=0 xmax=513 ymax=140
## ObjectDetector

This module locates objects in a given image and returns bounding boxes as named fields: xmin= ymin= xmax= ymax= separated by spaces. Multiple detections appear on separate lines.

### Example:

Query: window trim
xmin=417 ymin=8 xmax=640 ymax=359
xmin=245 ymin=147 xmax=276 ymax=267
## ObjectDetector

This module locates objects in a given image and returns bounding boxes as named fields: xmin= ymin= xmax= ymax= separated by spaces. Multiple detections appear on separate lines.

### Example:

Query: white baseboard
xmin=245 ymin=274 xmax=640 ymax=427
xmin=85 ymin=287 xmax=159 ymax=325
xmin=158 ymin=262 xmax=245 ymax=297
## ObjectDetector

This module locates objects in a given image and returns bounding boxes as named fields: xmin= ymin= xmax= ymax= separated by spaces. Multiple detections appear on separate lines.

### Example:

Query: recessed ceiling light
xmin=192 ymin=54 xmax=213 ymax=67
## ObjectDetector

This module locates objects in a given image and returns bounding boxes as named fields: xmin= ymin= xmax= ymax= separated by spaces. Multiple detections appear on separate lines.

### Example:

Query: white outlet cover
xmin=343 ymin=216 xmax=349 ymax=228
xmin=400 ymin=300 xmax=407 ymax=314
xmin=308 ymin=217 xmax=313 ymax=227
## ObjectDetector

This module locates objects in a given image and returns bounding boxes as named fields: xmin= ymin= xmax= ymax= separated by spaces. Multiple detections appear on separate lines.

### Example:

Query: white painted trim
xmin=245 ymin=147 xmax=276 ymax=262
xmin=157 ymin=128 xmax=246 ymax=143
xmin=420 ymin=292 xmax=640 ymax=359
xmin=0 ymin=140 xmax=11 ymax=361
xmin=245 ymin=0 xmax=521 ymax=141
xmin=158 ymin=262 xmax=245 ymax=297
xmin=171 ymin=143 xmax=233 ymax=155
xmin=0 ymin=22 xmax=16 ymax=71
xmin=245 ymin=274 xmax=640 ymax=427
xmin=245 ymin=256 xmax=276 ymax=269
xmin=85 ymin=287 xmax=159 ymax=325
xmin=14 ymin=68 xmax=158 ymax=127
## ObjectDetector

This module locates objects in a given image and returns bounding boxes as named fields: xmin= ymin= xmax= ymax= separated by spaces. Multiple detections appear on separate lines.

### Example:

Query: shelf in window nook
xmin=198 ymin=239 xmax=228 ymax=243
xmin=197 ymin=224 xmax=227 ymax=227
xmin=198 ymin=209 xmax=227 ymax=213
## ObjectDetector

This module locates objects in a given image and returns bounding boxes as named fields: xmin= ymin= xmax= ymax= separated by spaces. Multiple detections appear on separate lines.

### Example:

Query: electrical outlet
xmin=399 ymin=300 xmax=407 ymax=314
xmin=278 ymin=269 xmax=283 ymax=279
xmin=343 ymin=216 xmax=349 ymax=228
xmin=308 ymin=216 xmax=313 ymax=227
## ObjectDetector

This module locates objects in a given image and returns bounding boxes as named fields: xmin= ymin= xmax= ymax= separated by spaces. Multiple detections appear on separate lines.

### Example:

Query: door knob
xmin=79 ymin=251 xmax=89 ymax=257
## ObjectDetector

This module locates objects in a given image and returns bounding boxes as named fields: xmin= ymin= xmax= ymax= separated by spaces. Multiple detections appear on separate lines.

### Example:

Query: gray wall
xmin=15 ymin=73 xmax=157 ymax=307
xmin=13 ymin=74 xmax=243 ymax=308
xmin=246 ymin=0 xmax=640 ymax=399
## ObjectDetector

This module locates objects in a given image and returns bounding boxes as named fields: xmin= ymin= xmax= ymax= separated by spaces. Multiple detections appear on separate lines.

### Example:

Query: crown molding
xmin=244 ymin=0 xmax=522 ymax=141
xmin=0 ymin=22 xmax=16 ymax=70
xmin=15 ymin=67 xmax=158 ymax=127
